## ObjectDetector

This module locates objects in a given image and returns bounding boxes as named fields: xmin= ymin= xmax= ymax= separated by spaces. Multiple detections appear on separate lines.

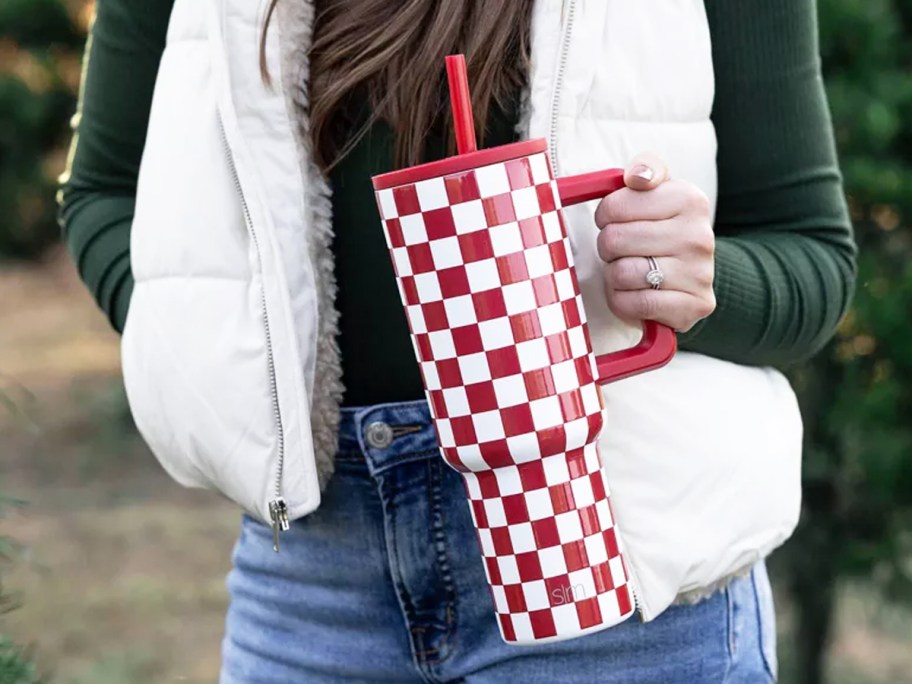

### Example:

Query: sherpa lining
xmin=275 ymin=0 xmax=343 ymax=492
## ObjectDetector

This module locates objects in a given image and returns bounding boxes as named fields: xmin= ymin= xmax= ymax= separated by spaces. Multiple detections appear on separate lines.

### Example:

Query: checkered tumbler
xmin=461 ymin=443 xmax=636 ymax=644
xmin=372 ymin=142 xmax=676 ymax=644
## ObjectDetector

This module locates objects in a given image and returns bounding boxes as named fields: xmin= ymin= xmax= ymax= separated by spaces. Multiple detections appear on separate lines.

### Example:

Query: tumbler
xmin=370 ymin=56 xmax=677 ymax=644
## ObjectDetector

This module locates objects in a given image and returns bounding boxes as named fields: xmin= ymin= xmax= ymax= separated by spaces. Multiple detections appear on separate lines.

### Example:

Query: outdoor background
xmin=1 ymin=1 xmax=911 ymax=683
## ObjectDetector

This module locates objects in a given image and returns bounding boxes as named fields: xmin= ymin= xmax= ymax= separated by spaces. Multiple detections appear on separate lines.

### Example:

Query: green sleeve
xmin=679 ymin=0 xmax=857 ymax=366
xmin=58 ymin=0 xmax=174 ymax=333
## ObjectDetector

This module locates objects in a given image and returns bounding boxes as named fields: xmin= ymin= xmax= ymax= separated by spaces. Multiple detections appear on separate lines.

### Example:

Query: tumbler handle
xmin=556 ymin=169 xmax=678 ymax=384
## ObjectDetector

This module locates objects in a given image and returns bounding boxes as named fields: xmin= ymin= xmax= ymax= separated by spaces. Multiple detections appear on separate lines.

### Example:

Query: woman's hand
xmin=594 ymin=154 xmax=716 ymax=333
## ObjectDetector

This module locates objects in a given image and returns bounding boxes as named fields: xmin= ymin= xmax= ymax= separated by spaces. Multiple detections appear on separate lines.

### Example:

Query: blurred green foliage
xmin=0 ymin=0 xmax=82 ymax=47
xmin=0 ymin=495 xmax=41 ymax=684
xmin=0 ymin=0 xmax=82 ymax=260
xmin=1 ymin=4 xmax=83 ymax=680
xmin=1 ymin=1 xmax=912 ymax=683
xmin=777 ymin=1 xmax=912 ymax=682
xmin=0 ymin=638 xmax=42 ymax=684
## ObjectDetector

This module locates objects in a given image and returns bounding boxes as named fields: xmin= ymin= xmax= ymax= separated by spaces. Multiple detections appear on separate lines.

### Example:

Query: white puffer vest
xmin=123 ymin=0 xmax=803 ymax=620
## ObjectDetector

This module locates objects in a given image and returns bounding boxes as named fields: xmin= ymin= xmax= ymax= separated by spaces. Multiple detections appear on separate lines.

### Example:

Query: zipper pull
xmin=268 ymin=497 xmax=290 ymax=552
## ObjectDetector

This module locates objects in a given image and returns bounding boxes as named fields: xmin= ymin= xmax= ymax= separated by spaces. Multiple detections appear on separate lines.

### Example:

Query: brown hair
xmin=262 ymin=0 xmax=533 ymax=172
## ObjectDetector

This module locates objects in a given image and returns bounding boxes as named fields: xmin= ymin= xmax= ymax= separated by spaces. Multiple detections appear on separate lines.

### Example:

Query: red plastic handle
xmin=556 ymin=168 xmax=626 ymax=205
xmin=556 ymin=168 xmax=678 ymax=384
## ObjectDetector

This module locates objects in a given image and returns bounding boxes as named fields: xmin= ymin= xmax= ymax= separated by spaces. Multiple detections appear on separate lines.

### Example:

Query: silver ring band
xmin=645 ymin=256 xmax=664 ymax=290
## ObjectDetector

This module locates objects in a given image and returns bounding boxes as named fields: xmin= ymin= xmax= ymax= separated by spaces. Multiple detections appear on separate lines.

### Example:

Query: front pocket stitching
xmin=751 ymin=567 xmax=778 ymax=681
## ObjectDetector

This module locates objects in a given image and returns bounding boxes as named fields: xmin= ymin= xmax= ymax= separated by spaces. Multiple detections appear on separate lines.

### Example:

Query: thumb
xmin=624 ymin=153 xmax=670 ymax=192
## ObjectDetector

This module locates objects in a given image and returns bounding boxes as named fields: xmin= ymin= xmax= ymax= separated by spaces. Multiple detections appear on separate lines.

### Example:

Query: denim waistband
xmin=337 ymin=399 xmax=440 ymax=476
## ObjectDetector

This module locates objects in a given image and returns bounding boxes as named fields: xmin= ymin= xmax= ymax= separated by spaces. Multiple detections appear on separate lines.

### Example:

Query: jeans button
xmin=365 ymin=421 xmax=394 ymax=449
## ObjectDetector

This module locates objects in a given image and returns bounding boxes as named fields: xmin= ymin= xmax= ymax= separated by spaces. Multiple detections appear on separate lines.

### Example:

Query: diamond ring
xmin=645 ymin=256 xmax=664 ymax=290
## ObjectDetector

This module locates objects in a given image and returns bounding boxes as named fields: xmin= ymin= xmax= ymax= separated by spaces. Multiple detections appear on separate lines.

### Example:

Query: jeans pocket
xmin=751 ymin=563 xmax=779 ymax=681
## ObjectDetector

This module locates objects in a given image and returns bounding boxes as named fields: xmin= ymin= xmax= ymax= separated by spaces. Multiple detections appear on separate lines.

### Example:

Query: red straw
xmin=445 ymin=54 xmax=477 ymax=154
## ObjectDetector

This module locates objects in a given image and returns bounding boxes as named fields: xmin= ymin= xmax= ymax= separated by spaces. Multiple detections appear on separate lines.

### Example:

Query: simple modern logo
xmin=551 ymin=583 xmax=588 ymax=605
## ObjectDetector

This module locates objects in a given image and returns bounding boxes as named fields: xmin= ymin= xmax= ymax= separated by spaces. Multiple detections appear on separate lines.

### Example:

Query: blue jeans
xmin=220 ymin=400 xmax=778 ymax=683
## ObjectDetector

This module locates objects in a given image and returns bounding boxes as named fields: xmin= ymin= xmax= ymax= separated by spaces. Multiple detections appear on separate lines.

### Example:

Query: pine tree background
xmin=0 ymin=0 xmax=86 ymax=261
xmin=1 ymin=1 xmax=911 ymax=683
xmin=774 ymin=1 xmax=912 ymax=682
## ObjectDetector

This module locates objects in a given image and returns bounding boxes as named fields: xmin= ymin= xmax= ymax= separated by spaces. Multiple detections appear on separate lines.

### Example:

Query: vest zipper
xmin=547 ymin=0 xmax=576 ymax=173
xmin=217 ymin=116 xmax=290 ymax=552
xmin=549 ymin=0 xmax=646 ymax=622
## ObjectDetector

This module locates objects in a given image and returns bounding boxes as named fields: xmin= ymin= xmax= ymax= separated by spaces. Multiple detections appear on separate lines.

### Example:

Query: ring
xmin=645 ymin=256 xmax=664 ymax=290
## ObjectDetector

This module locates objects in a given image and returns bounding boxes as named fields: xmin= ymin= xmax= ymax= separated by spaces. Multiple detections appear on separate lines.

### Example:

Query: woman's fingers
xmin=623 ymin=152 xmax=669 ymax=191
xmin=595 ymin=178 xmax=710 ymax=226
xmin=603 ymin=287 xmax=716 ymax=333
xmin=597 ymin=217 xmax=714 ymax=263
xmin=597 ymin=219 xmax=674 ymax=262
xmin=591 ymin=155 xmax=716 ymax=332
xmin=603 ymin=255 xmax=705 ymax=292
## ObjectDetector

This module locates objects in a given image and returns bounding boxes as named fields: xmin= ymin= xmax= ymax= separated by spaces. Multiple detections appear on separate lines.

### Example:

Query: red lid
xmin=372 ymin=139 xmax=547 ymax=191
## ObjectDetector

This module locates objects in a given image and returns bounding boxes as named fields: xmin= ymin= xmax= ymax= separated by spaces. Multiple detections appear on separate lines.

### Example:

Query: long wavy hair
xmin=262 ymin=0 xmax=533 ymax=172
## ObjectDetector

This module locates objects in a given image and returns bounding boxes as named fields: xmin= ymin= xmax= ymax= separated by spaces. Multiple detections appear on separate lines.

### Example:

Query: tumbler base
xmin=459 ymin=442 xmax=637 ymax=644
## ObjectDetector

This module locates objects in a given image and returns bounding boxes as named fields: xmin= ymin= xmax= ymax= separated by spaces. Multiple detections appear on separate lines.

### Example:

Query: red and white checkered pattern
xmin=463 ymin=443 xmax=634 ymax=643
xmin=375 ymin=152 xmax=636 ymax=643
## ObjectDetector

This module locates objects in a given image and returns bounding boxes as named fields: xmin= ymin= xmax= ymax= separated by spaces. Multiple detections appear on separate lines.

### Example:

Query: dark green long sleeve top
xmin=59 ymin=0 xmax=856 ymax=407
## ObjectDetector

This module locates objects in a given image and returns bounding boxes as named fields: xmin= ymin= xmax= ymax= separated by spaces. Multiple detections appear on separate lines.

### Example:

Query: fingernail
xmin=631 ymin=164 xmax=655 ymax=182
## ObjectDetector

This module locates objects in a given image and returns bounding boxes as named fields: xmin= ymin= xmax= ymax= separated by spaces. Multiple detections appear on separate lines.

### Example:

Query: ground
xmin=1 ymin=249 xmax=236 ymax=683
xmin=0 ymin=250 xmax=909 ymax=683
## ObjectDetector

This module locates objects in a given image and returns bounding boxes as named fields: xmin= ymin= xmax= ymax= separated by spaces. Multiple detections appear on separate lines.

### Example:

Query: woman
xmin=59 ymin=0 xmax=855 ymax=681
